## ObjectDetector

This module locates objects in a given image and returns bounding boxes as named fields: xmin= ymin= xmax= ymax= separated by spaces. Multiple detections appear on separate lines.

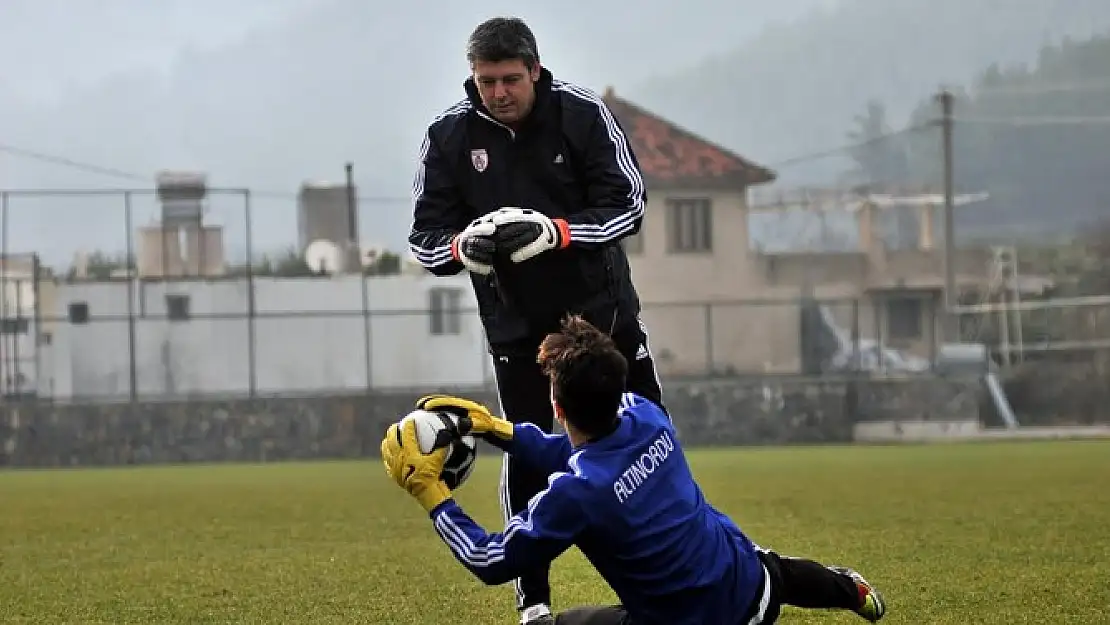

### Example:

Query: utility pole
xmin=937 ymin=89 xmax=957 ymax=341
xmin=346 ymin=162 xmax=373 ymax=389
xmin=345 ymin=162 xmax=360 ymax=272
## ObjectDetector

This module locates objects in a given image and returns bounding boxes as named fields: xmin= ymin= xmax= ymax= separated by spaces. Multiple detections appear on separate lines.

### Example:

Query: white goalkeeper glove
xmin=486 ymin=207 xmax=570 ymax=263
xmin=450 ymin=219 xmax=498 ymax=275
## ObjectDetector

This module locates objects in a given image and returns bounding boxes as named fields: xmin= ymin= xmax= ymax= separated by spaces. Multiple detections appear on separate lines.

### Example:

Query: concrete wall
xmin=0 ymin=376 xmax=982 ymax=467
xmin=41 ymin=274 xmax=492 ymax=399
xmin=32 ymin=268 xmax=949 ymax=401
xmin=1001 ymin=359 xmax=1110 ymax=426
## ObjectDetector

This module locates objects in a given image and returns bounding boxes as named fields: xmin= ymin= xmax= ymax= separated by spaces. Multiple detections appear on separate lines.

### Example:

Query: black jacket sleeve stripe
xmin=408 ymin=101 xmax=472 ymax=272
xmin=551 ymin=81 xmax=646 ymax=244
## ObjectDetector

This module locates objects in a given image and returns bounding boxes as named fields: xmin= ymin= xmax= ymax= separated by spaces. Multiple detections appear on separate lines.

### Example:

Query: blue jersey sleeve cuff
xmin=428 ymin=498 xmax=459 ymax=519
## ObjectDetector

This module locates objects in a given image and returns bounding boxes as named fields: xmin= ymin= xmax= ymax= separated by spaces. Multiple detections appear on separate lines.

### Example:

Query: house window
xmin=886 ymin=297 xmax=922 ymax=340
xmin=622 ymin=232 xmax=644 ymax=255
xmin=166 ymin=294 xmax=191 ymax=321
xmin=666 ymin=198 xmax=712 ymax=253
xmin=0 ymin=318 xmax=28 ymax=334
xmin=429 ymin=287 xmax=463 ymax=336
xmin=68 ymin=302 xmax=90 ymax=324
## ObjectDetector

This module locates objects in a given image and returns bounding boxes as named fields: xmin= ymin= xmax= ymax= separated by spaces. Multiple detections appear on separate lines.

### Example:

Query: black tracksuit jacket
xmin=408 ymin=68 xmax=647 ymax=354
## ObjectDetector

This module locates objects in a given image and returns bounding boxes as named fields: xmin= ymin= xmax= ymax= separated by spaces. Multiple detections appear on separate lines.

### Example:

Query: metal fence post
xmin=243 ymin=190 xmax=257 ymax=397
xmin=12 ymin=276 xmax=21 ymax=396
xmin=0 ymin=191 xmax=7 ymax=396
xmin=873 ymin=297 xmax=885 ymax=371
xmin=929 ymin=296 xmax=939 ymax=368
xmin=851 ymin=298 xmax=861 ymax=372
xmin=31 ymin=253 xmax=42 ymax=400
xmin=363 ymin=302 xmax=373 ymax=390
xmin=345 ymin=163 xmax=374 ymax=390
xmin=704 ymin=303 xmax=714 ymax=375
xmin=124 ymin=192 xmax=138 ymax=401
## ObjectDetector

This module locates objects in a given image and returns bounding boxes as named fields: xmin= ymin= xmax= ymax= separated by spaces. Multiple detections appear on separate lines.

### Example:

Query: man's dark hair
xmin=466 ymin=17 xmax=540 ymax=69
xmin=538 ymin=315 xmax=628 ymax=438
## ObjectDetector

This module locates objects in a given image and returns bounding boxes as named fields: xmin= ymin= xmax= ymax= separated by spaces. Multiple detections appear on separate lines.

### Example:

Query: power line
xmin=5 ymin=125 xmax=947 ymax=199
xmin=762 ymin=121 xmax=937 ymax=170
xmin=0 ymin=121 xmax=969 ymax=200
xmin=249 ymin=190 xmax=409 ymax=204
xmin=973 ymin=78 xmax=1110 ymax=96
xmin=953 ymin=115 xmax=1110 ymax=126
xmin=0 ymin=141 xmax=410 ymax=203
xmin=0 ymin=142 xmax=147 ymax=181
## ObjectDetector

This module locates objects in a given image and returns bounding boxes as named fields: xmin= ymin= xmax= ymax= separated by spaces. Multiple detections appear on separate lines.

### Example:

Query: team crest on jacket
xmin=470 ymin=149 xmax=488 ymax=172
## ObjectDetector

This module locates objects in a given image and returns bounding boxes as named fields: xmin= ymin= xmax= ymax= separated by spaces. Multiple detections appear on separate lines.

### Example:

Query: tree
xmin=845 ymin=99 xmax=912 ymax=187
xmin=363 ymin=251 xmax=402 ymax=276
xmin=66 ymin=251 xmax=131 ymax=280
xmin=233 ymin=246 xmax=405 ymax=277
xmin=227 ymin=247 xmax=318 ymax=278
xmin=893 ymin=32 xmax=1110 ymax=237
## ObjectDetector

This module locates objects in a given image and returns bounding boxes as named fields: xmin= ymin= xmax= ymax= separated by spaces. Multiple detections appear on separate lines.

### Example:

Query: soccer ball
xmin=398 ymin=409 xmax=478 ymax=490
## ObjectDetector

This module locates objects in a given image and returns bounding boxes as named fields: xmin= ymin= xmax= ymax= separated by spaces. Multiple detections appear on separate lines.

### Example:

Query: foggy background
xmin=3 ymin=0 xmax=1110 ymax=268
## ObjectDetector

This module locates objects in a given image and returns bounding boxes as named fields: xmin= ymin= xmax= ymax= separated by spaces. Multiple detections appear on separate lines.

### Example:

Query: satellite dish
xmin=304 ymin=240 xmax=343 ymax=274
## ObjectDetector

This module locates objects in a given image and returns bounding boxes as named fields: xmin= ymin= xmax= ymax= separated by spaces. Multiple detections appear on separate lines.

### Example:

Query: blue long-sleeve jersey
xmin=428 ymin=393 xmax=772 ymax=625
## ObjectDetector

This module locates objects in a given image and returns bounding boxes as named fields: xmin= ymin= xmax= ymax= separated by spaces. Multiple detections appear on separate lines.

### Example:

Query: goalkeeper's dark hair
xmin=538 ymin=314 xmax=627 ymax=438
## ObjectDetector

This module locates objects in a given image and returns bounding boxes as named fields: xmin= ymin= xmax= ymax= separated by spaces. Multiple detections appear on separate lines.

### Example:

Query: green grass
xmin=2 ymin=440 xmax=1108 ymax=624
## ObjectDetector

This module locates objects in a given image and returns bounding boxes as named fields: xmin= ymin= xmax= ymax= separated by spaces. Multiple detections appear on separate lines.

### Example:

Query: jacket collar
xmin=464 ymin=66 xmax=554 ymax=132
xmin=578 ymin=413 xmax=632 ymax=452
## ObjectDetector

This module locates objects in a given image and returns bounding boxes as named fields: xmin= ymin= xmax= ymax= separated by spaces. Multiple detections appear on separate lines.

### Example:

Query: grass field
xmin=2 ymin=440 xmax=1108 ymax=624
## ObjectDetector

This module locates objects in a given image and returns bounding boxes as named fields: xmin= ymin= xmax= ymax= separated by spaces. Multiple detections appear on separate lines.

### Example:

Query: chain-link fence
xmin=0 ymin=187 xmax=1027 ymax=404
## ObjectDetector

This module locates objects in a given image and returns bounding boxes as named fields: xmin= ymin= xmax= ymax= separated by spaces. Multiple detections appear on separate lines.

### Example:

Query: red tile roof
xmin=602 ymin=87 xmax=776 ymax=191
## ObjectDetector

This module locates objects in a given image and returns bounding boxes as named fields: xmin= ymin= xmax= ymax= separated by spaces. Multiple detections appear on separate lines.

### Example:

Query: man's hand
xmin=451 ymin=219 xmax=498 ymax=275
xmin=486 ymin=207 xmax=570 ymax=263
xmin=380 ymin=418 xmax=452 ymax=512
xmin=416 ymin=394 xmax=514 ymax=442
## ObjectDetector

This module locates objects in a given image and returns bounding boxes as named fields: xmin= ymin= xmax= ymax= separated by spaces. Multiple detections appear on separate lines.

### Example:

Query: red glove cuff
xmin=553 ymin=219 xmax=571 ymax=249
xmin=450 ymin=234 xmax=461 ymax=261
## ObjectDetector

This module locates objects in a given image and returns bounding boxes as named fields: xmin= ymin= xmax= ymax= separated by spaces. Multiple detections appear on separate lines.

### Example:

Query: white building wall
xmin=46 ymin=273 xmax=491 ymax=399
xmin=0 ymin=273 xmax=39 ymax=396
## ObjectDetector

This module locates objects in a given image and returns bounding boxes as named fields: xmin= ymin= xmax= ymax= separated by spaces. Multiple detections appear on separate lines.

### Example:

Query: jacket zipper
xmin=476 ymin=110 xmax=515 ymax=140
xmin=474 ymin=108 xmax=521 ymax=318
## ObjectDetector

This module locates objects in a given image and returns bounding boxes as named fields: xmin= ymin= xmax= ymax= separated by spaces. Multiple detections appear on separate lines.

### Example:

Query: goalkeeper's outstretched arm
xmin=429 ymin=469 xmax=585 ymax=586
xmin=416 ymin=394 xmax=574 ymax=476
xmin=499 ymin=422 xmax=574 ymax=476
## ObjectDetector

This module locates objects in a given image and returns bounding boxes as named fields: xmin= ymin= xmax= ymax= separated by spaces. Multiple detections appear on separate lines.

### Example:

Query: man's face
xmin=471 ymin=58 xmax=540 ymax=125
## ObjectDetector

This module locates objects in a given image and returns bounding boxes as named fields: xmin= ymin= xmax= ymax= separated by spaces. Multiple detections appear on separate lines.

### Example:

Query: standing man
xmin=408 ymin=16 xmax=666 ymax=625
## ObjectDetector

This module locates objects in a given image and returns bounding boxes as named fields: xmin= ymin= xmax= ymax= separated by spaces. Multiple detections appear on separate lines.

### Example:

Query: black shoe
xmin=828 ymin=566 xmax=886 ymax=622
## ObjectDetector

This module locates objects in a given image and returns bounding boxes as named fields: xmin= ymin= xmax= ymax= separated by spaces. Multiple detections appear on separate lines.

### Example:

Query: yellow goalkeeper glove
xmin=415 ymin=394 xmax=514 ymax=441
xmin=380 ymin=418 xmax=452 ymax=513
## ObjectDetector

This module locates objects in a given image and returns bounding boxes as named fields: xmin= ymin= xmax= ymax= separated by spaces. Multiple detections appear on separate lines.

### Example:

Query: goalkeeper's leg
xmin=554 ymin=605 xmax=630 ymax=625
xmin=493 ymin=351 xmax=558 ymax=620
xmin=758 ymin=548 xmax=887 ymax=622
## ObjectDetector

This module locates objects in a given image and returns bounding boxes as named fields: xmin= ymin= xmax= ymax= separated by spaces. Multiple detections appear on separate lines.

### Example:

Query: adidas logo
xmin=635 ymin=344 xmax=649 ymax=360
xmin=553 ymin=153 xmax=564 ymax=164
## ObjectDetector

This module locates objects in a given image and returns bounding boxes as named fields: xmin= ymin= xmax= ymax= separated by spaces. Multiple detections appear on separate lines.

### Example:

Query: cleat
xmin=829 ymin=566 xmax=886 ymax=622
xmin=520 ymin=604 xmax=555 ymax=625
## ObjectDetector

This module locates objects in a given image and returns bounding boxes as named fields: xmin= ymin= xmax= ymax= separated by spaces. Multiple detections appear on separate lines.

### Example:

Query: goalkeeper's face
xmin=550 ymin=385 xmax=562 ymax=424
xmin=551 ymin=384 xmax=586 ymax=446
xmin=471 ymin=58 xmax=540 ymax=126
xmin=550 ymin=385 xmax=568 ymax=433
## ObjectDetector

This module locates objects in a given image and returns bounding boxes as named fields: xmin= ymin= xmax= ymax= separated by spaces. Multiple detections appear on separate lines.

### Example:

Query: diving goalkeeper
xmin=380 ymin=315 xmax=887 ymax=624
